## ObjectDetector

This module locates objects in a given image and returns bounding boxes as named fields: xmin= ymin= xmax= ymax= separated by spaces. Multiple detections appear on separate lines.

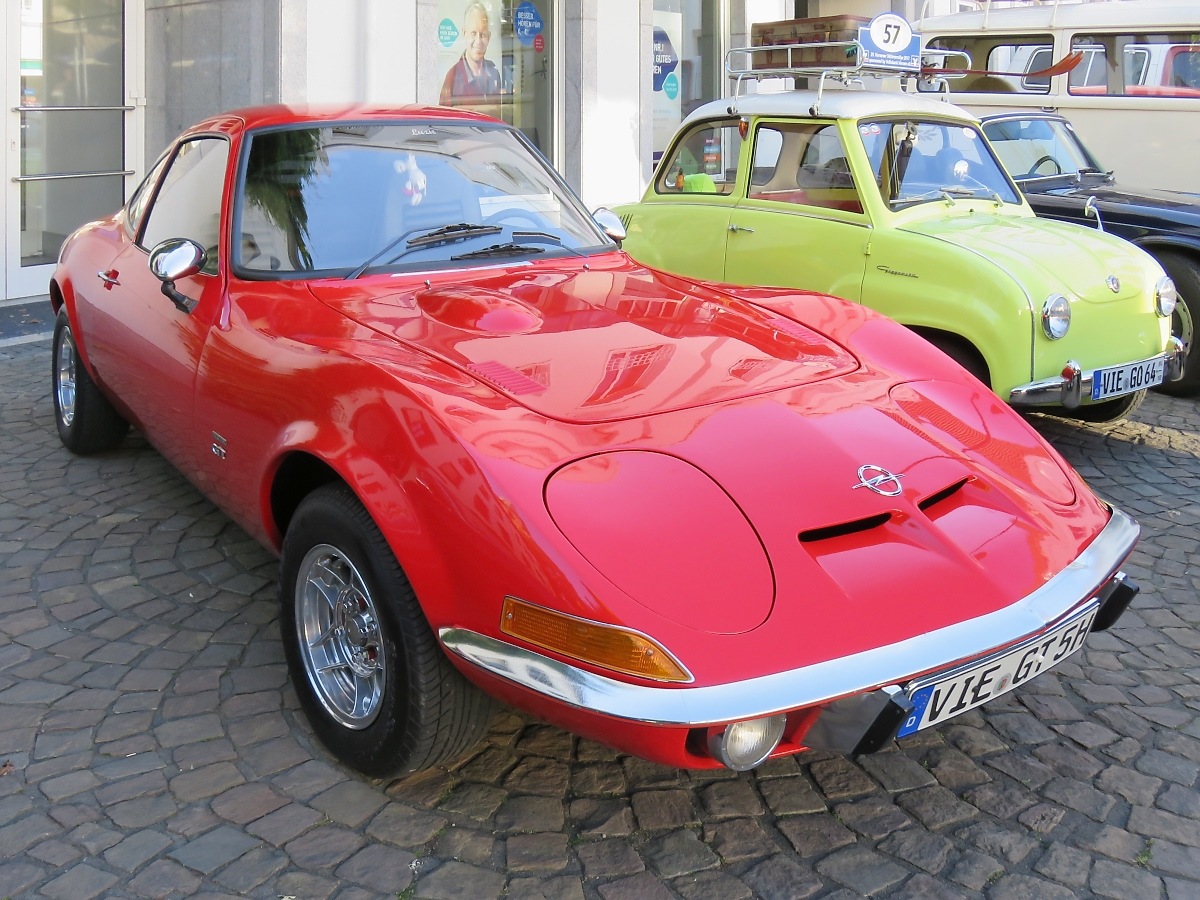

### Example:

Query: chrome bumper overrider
xmin=439 ymin=508 xmax=1139 ymax=728
xmin=1009 ymin=338 xmax=1185 ymax=409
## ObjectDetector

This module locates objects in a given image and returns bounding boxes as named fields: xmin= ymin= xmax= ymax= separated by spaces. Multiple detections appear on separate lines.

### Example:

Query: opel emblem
xmin=1106 ymin=275 xmax=1120 ymax=294
xmin=852 ymin=464 xmax=904 ymax=496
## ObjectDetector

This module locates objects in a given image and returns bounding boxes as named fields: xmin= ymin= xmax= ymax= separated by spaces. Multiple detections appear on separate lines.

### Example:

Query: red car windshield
xmin=233 ymin=121 xmax=609 ymax=277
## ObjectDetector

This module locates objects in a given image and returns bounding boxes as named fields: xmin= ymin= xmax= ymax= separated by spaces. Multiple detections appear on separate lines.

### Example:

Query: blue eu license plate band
xmin=1091 ymin=358 xmax=1165 ymax=400
xmin=896 ymin=603 xmax=1098 ymax=738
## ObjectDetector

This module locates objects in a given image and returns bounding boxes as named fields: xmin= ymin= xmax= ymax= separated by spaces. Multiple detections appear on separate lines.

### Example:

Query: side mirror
xmin=149 ymin=238 xmax=205 ymax=313
xmin=592 ymin=207 xmax=627 ymax=245
xmin=1083 ymin=196 xmax=1105 ymax=232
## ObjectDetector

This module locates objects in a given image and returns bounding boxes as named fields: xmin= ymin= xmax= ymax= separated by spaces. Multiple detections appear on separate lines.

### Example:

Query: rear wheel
xmin=51 ymin=310 xmax=129 ymax=454
xmin=279 ymin=483 xmax=494 ymax=778
xmin=1152 ymin=250 xmax=1200 ymax=397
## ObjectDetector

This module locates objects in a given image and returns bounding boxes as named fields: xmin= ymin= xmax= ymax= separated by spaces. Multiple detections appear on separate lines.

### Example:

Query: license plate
xmin=1091 ymin=358 xmax=1165 ymax=400
xmin=896 ymin=604 xmax=1097 ymax=737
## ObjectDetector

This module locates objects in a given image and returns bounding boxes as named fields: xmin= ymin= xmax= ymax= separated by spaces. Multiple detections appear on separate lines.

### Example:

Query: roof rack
xmin=724 ymin=44 xmax=972 ymax=115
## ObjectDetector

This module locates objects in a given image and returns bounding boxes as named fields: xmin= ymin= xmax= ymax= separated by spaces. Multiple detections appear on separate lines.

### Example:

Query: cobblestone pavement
xmin=2 ymin=336 xmax=1198 ymax=900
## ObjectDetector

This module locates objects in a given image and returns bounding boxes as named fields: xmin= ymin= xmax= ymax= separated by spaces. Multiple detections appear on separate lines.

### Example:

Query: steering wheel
xmin=482 ymin=209 xmax=546 ymax=228
xmin=1026 ymin=155 xmax=1063 ymax=177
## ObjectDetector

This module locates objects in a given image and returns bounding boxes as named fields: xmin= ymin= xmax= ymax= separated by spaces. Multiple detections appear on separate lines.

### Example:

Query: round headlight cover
xmin=1041 ymin=293 xmax=1071 ymax=340
xmin=1155 ymin=276 xmax=1178 ymax=317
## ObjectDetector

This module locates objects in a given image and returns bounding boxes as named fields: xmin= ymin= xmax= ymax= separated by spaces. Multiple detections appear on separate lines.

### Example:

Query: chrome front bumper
xmin=439 ymin=507 xmax=1139 ymax=730
xmin=1009 ymin=337 xmax=1185 ymax=409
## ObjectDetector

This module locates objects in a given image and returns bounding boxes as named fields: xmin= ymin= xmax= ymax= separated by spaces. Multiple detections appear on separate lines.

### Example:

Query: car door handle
xmin=728 ymin=224 xmax=755 ymax=233
xmin=97 ymin=269 xmax=120 ymax=287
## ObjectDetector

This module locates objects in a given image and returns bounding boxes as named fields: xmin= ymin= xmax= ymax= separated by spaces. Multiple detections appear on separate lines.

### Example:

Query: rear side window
xmin=655 ymin=121 xmax=743 ymax=195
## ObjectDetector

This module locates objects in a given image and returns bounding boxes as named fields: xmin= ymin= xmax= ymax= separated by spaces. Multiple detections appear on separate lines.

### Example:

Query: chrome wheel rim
xmin=55 ymin=328 xmax=77 ymax=427
xmin=295 ymin=544 xmax=386 ymax=729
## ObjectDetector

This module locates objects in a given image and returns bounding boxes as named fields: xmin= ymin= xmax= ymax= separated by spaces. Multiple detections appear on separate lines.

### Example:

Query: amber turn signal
xmin=500 ymin=596 xmax=691 ymax=682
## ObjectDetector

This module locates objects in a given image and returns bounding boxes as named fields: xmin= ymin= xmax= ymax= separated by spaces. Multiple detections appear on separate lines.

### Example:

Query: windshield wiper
xmin=407 ymin=223 xmax=502 ymax=248
xmin=450 ymin=242 xmax=547 ymax=261
xmin=346 ymin=223 xmax=503 ymax=279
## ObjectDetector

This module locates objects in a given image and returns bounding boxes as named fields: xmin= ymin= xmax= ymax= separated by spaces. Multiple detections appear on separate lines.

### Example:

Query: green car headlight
xmin=1155 ymin=276 xmax=1178 ymax=318
xmin=1041 ymin=294 xmax=1071 ymax=340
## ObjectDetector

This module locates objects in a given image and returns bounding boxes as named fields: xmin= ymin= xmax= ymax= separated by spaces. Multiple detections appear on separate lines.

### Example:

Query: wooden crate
xmin=749 ymin=15 xmax=871 ymax=70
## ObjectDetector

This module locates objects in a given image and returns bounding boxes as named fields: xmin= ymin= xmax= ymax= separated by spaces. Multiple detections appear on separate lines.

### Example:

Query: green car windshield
xmin=859 ymin=119 xmax=1021 ymax=209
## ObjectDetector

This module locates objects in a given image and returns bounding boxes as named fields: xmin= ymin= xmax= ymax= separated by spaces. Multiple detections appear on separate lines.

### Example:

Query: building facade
xmin=2 ymin=0 xmax=958 ymax=302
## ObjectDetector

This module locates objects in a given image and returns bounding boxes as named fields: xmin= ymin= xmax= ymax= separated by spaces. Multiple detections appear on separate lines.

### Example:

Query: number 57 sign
xmin=858 ymin=13 xmax=922 ymax=72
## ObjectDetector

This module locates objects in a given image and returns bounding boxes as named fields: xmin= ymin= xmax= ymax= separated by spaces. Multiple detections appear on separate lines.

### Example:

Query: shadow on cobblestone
xmin=2 ymin=339 xmax=1197 ymax=899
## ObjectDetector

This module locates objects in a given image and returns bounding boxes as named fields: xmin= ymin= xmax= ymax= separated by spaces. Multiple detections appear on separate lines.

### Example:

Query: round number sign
xmin=868 ymin=14 xmax=913 ymax=53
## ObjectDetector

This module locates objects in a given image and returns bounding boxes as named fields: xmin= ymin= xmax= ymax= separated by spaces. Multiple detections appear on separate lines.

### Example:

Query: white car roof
xmin=917 ymin=0 xmax=1198 ymax=32
xmin=683 ymin=88 xmax=980 ymax=126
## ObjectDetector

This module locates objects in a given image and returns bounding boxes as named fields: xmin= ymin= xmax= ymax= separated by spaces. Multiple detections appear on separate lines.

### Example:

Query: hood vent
xmin=467 ymin=360 xmax=546 ymax=396
xmin=799 ymin=512 xmax=892 ymax=544
xmin=918 ymin=477 xmax=970 ymax=513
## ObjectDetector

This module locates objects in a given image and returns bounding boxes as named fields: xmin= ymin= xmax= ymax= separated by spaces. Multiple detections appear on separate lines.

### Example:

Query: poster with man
xmin=438 ymin=1 xmax=506 ymax=111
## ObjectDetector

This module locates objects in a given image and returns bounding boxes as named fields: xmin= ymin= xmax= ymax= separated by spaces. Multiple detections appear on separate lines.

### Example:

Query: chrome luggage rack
xmin=724 ymin=43 xmax=972 ymax=115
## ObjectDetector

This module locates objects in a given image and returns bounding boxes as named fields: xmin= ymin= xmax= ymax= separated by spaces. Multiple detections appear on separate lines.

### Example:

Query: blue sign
xmin=652 ymin=26 xmax=679 ymax=92
xmin=437 ymin=18 xmax=458 ymax=48
xmin=663 ymin=71 xmax=679 ymax=101
xmin=514 ymin=2 xmax=543 ymax=47
xmin=858 ymin=14 xmax=921 ymax=72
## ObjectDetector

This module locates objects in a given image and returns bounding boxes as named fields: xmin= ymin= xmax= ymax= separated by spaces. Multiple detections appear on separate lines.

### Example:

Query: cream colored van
xmin=916 ymin=0 xmax=1200 ymax=192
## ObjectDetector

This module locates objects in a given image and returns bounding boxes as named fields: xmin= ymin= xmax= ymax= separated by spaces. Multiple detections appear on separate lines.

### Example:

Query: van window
xmin=1068 ymin=33 xmax=1200 ymax=97
xmin=923 ymin=35 xmax=1054 ymax=94
xmin=925 ymin=31 xmax=1200 ymax=98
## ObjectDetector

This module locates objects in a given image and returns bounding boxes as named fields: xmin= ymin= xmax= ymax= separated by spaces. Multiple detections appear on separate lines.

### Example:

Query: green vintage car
xmin=613 ymin=89 xmax=1184 ymax=421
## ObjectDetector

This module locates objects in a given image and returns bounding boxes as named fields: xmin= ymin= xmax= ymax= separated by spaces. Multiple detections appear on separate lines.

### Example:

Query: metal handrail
xmin=11 ymin=104 xmax=135 ymax=112
xmin=12 ymin=169 xmax=133 ymax=183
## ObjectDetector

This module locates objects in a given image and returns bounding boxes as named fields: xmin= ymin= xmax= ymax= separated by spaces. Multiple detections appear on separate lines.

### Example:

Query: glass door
xmin=5 ymin=0 xmax=130 ymax=300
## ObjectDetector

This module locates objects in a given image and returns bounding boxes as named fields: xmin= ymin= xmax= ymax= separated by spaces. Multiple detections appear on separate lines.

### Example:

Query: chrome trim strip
xmin=1009 ymin=352 xmax=1173 ymax=407
xmin=440 ymin=508 xmax=1138 ymax=726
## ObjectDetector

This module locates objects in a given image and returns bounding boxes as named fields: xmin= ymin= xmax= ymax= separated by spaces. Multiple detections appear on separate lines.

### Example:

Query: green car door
xmin=724 ymin=118 xmax=871 ymax=302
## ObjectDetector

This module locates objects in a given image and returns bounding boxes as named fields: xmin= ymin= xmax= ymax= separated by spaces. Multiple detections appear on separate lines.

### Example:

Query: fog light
xmin=709 ymin=715 xmax=786 ymax=771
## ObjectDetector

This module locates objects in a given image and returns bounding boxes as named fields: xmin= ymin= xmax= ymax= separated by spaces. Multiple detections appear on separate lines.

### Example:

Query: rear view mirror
xmin=148 ymin=238 xmax=206 ymax=313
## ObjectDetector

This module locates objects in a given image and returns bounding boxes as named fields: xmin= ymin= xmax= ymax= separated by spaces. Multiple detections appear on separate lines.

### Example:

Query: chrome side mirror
xmin=149 ymin=238 xmax=205 ymax=313
xmin=1083 ymin=196 xmax=1105 ymax=232
xmin=592 ymin=207 xmax=627 ymax=245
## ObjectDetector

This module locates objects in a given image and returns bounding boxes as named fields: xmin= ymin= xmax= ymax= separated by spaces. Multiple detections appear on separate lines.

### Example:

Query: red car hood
xmin=309 ymin=257 xmax=859 ymax=424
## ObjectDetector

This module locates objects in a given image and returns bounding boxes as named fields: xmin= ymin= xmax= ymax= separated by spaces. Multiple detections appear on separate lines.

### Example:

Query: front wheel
xmin=1152 ymin=250 xmax=1200 ymax=397
xmin=51 ymin=310 xmax=129 ymax=454
xmin=279 ymin=483 xmax=494 ymax=778
xmin=1066 ymin=389 xmax=1145 ymax=424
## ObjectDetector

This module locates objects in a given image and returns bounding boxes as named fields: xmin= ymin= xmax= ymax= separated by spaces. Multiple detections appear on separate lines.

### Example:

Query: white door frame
xmin=3 ymin=0 xmax=143 ymax=301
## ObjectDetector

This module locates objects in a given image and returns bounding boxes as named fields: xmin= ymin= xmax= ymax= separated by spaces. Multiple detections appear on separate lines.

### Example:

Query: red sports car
xmin=50 ymin=104 xmax=1139 ymax=778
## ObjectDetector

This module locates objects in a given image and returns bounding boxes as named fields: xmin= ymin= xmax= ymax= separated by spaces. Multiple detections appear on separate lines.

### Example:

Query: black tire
xmin=51 ymin=310 xmax=129 ymax=454
xmin=924 ymin=334 xmax=990 ymax=388
xmin=1151 ymin=250 xmax=1200 ymax=397
xmin=279 ymin=483 xmax=494 ymax=778
xmin=1067 ymin=389 xmax=1145 ymax=424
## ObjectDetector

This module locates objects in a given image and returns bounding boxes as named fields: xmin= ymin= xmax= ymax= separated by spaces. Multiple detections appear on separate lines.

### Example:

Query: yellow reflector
xmin=501 ymin=596 xmax=691 ymax=682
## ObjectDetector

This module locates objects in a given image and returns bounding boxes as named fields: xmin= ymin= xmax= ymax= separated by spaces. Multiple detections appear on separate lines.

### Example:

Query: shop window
xmin=436 ymin=1 xmax=554 ymax=155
